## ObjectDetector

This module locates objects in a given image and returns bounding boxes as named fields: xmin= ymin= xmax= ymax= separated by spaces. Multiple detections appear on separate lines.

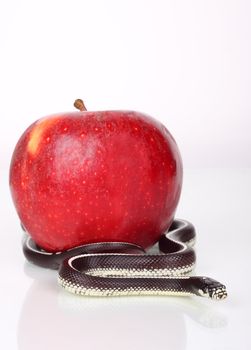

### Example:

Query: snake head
xmin=197 ymin=277 xmax=228 ymax=300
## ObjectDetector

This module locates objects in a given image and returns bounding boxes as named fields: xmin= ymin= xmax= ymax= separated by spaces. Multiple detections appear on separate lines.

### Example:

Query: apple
xmin=9 ymin=100 xmax=183 ymax=252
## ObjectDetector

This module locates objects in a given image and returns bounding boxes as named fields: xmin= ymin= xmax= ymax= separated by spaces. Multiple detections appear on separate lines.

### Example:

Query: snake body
xmin=22 ymin=219 xmax=227 ymax=300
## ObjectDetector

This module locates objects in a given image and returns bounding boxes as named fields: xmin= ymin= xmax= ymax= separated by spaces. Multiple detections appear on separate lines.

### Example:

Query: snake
xmin=22 ymin=219 xmax=227 ymax=300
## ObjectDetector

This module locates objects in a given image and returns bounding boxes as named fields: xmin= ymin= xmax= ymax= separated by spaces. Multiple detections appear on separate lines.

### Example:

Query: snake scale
xmin=22 ymin=219 xmax=227 ymax=300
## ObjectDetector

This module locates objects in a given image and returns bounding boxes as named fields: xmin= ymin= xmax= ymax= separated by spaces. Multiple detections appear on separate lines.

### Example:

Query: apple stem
xmin=74 ymin=99 xmax=87 ymax=111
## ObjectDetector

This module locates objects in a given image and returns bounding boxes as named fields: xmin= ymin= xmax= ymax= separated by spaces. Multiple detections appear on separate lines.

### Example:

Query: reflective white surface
xmin=1 ymin=168 xmax=250 ymax=349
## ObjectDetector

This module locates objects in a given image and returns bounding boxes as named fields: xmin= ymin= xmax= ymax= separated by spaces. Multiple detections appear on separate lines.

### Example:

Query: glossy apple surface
xmin=9 ymin=110 xmax=182 ymax=252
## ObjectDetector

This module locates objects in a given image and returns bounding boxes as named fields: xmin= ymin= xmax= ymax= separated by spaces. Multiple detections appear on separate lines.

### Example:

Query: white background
xmin=1 ymin=0 xmax=251 ymax=169
xmin=0 ymin=1 xmax=251 ymax=349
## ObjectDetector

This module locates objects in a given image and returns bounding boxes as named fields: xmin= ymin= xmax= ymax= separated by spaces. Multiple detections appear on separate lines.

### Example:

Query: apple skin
xmin=9 ymin=110 xmax=182 ymax=252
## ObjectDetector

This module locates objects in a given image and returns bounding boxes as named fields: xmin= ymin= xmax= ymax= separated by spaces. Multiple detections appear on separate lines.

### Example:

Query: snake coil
xmin=22 ymin=219 xmax=227 ymax=300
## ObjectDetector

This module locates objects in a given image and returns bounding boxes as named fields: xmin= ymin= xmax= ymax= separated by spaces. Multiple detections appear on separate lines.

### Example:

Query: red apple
xmin=9 ymin=101 xmax=182 ymax=252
